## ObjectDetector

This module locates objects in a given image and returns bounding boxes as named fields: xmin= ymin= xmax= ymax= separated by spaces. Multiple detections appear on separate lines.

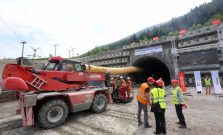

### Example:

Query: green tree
xmin=168 ymin=32 xmax=174 ymax=37
xmin=196 ymin=24 xmax=202 ymax=29
xmin=143 ymin=37 xmax=149 ymax=42
xmin=104 ymin=46 xmax=109 ymax=52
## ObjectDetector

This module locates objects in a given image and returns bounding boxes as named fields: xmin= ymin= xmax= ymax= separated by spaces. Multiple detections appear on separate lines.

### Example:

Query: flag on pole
xmin=212 ymin=19 xmax=221 ymax=25
xmin=153 ymin=37 xmax=158 ymax=40
xmin=179 ymin=29 xmax=186 ymax=34
xmin=194 ymin=71 xmax=202 ymax=92
xmin=211 ymin=71 xmax=222 ymax=94
xmin=178 ymin=72 xmax=186 ymax=92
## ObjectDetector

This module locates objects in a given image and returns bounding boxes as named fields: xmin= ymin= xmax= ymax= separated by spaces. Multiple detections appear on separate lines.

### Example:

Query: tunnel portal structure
xmin=75 ymin=23 xmax=223 ymax=86
xmin=130 ymin=56 xmax=171 ymax=85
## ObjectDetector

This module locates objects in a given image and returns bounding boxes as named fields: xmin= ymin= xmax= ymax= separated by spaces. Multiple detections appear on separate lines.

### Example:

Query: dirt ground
xmin=0 ymin=87 xmax=223 ymax=135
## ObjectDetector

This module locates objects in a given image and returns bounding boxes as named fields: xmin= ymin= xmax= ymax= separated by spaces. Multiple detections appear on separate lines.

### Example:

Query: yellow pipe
xmin=85 ymin=64 xmax=141 ymax=75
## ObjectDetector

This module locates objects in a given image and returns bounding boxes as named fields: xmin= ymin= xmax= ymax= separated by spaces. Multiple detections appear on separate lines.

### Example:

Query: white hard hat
xmin=120 ymin=76 xmax=123 ymax=79
xmin=127 ymin=77 xmax=130 ymax=79
xmin=111 ymin=78 xmax=114 ymax=80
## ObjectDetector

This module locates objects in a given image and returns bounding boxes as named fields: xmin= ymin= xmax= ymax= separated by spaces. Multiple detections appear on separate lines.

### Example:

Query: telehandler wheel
xmin=91 ymin=93 xmax=107 ymax=113
xmin=38 ymin=99 xmax=68 ymax=129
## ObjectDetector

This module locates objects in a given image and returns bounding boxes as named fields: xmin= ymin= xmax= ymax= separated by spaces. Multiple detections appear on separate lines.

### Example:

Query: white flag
xmin=194 ymin=71 xmax=202 ymax=92
xmin=211 ymin=71 xmax=222 ymax=94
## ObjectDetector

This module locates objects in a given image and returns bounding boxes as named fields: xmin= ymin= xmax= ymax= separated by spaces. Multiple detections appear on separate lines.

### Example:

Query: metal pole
xmin=68 ymin=50 xmax=71 ymax=58
xmin=53 ymin=44 xmax=59 ymax=56
xmin=20 ymin=41 xmax=27 ymax=58
xmin=217 ymin=26 xmax=223 ymax=47
xmin=71 ymin=47 xmax=75 ymax=57
xmin=170 ymin=37 xmax=179 ymax=79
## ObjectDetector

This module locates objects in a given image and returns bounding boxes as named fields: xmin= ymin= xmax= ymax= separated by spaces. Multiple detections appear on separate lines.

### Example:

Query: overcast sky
xmin=0 ymin=0 xmax=212 ymax=59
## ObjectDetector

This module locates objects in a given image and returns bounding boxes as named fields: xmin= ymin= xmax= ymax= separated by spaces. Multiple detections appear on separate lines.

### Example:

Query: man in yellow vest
xmin=151 ymin=79 xmax=166 ymax=135
xmin=136 ymin=77 xmax=154 ymax=128
xmin=171 ymin=80 xmax=187 ymax=128
xmin=204 ymin=76 xmax=211 ymax=95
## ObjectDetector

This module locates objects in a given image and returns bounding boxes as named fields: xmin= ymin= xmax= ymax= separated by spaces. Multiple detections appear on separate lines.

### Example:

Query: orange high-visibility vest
xmin=110 ymin=80 xmax=116 ymax=86
xmin=127 ymin=81 xmax=132 ymax=91
xmin=136 ymin=83 xmax=150 ymax=105
xmin=120 ymin=80 xmax=126 ymax=89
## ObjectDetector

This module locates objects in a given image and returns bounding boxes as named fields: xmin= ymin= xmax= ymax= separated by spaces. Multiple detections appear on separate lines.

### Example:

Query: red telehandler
xmin=0 ymin=57 xmax=113 ymax=129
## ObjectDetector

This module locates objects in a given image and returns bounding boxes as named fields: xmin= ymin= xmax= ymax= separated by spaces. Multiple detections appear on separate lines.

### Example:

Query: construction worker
xmin=126 ymin=77 xmax=132 ymax=99
xmin=119 ymin=76 xmax=126 ymax=100
xmin=171 ymin=80 xmax=187 ymax=128
xmin=110 ymin=78 xmax=116 ymax=90
xmin=136 ymin=77 xmax=155 ymax=128
xmin=63 ymin=65 xmax=73 ymax=72
xmin=204 ymin=76 xmax=211 ymax=95
xmin=151 ymin=80 xmax=166 ymax=135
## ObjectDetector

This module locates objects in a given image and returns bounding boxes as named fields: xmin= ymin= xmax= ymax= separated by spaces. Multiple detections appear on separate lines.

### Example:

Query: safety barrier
xmin=91 ymin=58 xmax=128 ymax=66
xmin=123 ymin=37 xmax=174 ymax=50
xmin=88 ymin=51 xmax=130 ymax=62
xmin=178 ymin=34 xmax=219 ymax=48
xmin=179 ymin=23 xmax=222 ymax=40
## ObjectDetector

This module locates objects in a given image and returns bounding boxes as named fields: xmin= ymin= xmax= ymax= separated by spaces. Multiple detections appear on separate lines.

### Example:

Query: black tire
xmin=91 ymin=94 xmax=107 ymax=113
xmin=38 ymin=99 xmax=68 ymax=129
xmin=112 ymin=90 xmax=118 ymax=102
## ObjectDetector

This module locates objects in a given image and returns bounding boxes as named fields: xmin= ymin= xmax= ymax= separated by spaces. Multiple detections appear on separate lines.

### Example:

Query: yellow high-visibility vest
xmin=151 ymin=88 xmax=166 ymax=109
xmin=173 ymin=87 xmax=184 ymax=105
xmin=205 ymin=79 xmax=211 ymax=85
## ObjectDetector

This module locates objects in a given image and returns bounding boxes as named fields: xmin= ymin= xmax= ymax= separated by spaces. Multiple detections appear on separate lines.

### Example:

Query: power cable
xmin=0 ymin=16 xmax=24 ymax=41
xmin=0 ymin=39 xmax=21 ymax=54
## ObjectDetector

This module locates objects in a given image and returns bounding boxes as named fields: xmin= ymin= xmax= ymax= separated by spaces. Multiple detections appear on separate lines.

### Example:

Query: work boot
xmin=144 ymin=123 xmax=152 ymax=128
xmin=179 ymin=125 xmax=187 ymax=128
xmin=138 ymin=121 xmax=143 ymax=126
xmin=153 ymin=132 xmax=161 ymax=135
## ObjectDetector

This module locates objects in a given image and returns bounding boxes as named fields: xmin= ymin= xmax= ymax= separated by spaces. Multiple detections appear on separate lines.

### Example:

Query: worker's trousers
xmin=137 ymin=101 xmax=148 ymax=124
xmin=154 ymin=109 xmax=166 ymax=134
xmin=206 ymin=85 xmax=211 ymax=94
xmin=127 ymin=90 xmax=131 ymax=98
xmin=121 ymin=88 xmax=126 ymax=99
xmin=175 ymin=104 xmax=186 ymax=126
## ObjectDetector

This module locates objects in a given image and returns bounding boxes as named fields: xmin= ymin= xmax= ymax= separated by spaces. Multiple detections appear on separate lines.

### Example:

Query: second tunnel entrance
xmin=129 ymin=56 xmax=171 ymax=86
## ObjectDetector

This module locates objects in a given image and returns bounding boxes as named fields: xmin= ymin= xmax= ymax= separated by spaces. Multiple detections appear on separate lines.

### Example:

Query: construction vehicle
xmin=0 ymin=57 xmax=113 ymax=129
xmin=0 ymin=57 xmax=140 ymax=129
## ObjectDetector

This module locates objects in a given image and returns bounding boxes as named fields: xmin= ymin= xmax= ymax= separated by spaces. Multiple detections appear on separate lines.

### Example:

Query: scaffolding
xmin=170 ymin=37 xmax=179 ymax=79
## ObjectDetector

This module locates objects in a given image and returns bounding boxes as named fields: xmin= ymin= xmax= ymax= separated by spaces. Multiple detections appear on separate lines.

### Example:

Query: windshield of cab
xmin=61 ymin=62 xmax=82 ymax=72
xmin=44 ymin=62 xmax=58 ymax=71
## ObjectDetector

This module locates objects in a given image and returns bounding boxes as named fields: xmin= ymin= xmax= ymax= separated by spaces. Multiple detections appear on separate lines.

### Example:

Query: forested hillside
xmin=82 ymin=0 xmax=223 ymax=57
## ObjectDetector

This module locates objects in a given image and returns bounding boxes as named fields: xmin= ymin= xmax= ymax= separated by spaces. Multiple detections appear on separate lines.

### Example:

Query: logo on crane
xmin=90 ymin=75 xmax=101 ymax=79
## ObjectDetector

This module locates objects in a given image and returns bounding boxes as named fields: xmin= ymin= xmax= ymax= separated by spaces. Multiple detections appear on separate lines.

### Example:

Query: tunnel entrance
xmin=129 ymin=56 xmax=171 ymax=86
